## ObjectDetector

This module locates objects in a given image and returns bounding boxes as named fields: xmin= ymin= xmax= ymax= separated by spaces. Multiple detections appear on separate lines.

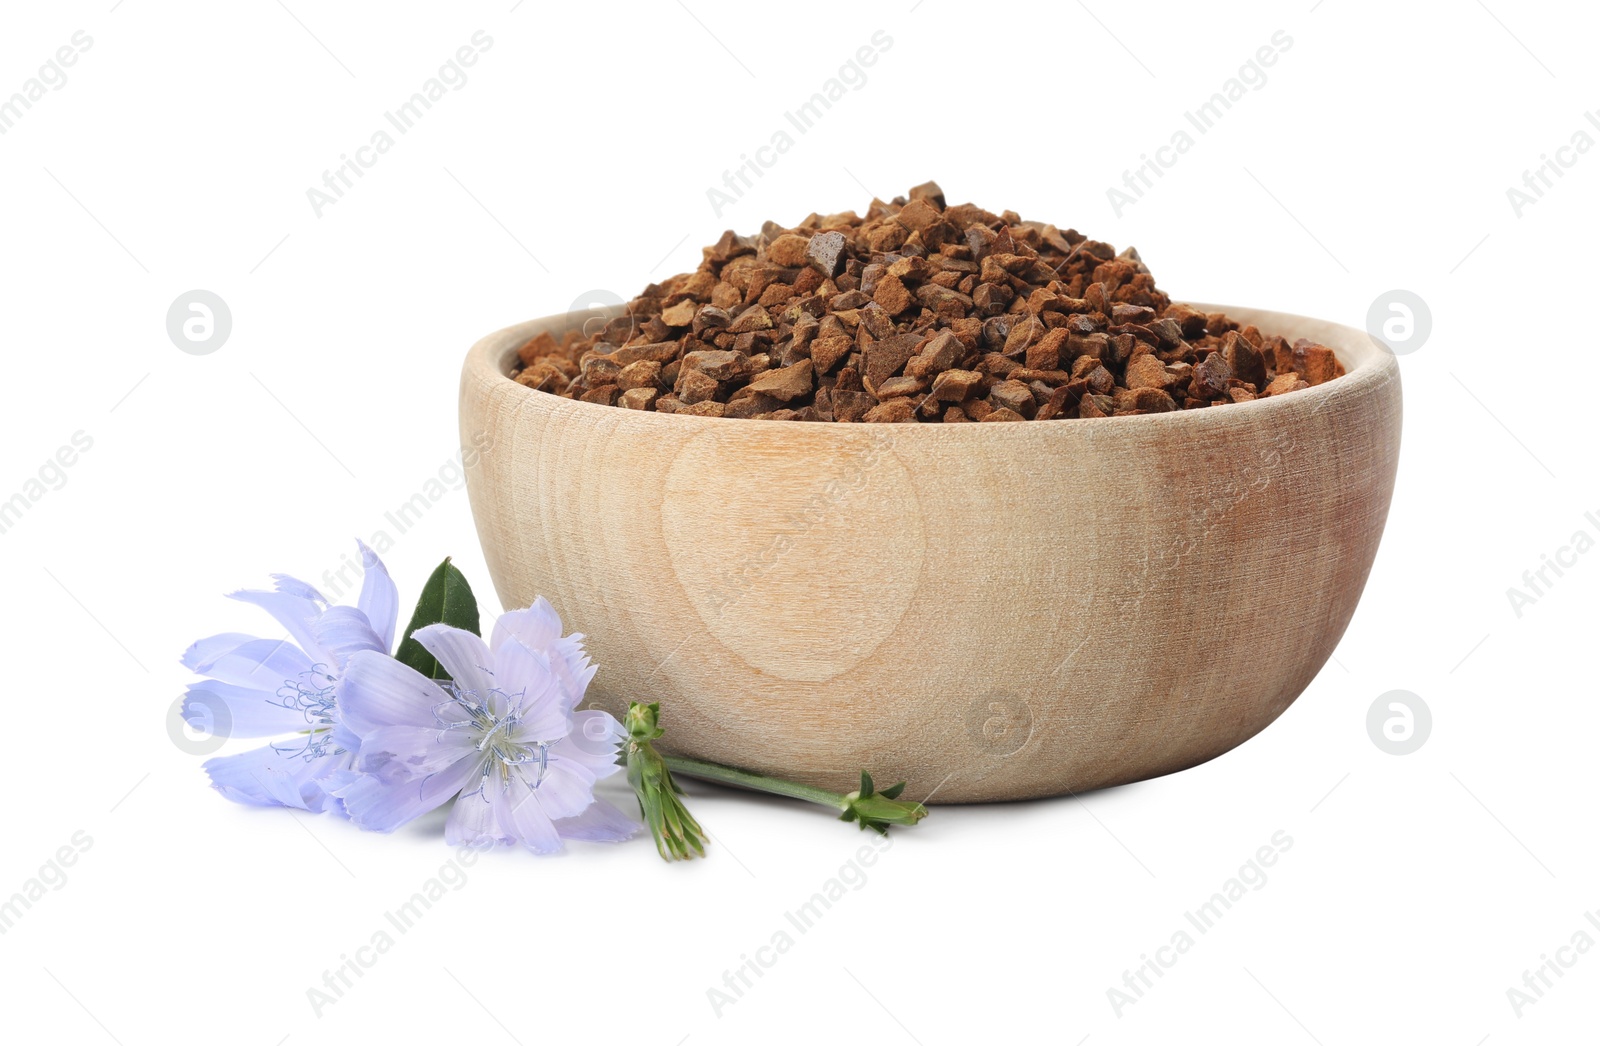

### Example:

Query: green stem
xmin=662 ymin=755 xmax=850 ymax=811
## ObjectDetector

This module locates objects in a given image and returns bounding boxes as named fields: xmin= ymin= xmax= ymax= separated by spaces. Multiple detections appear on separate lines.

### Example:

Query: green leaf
xmin=394 ymin=557 xmax=481 ymax=680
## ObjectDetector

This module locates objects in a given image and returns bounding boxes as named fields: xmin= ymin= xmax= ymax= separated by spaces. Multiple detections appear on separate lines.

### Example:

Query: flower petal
xmin=355 ymin=724 xmax=476 ymax=780
xmin=547 ymin=638 xmax=598 ymax=714
xmin=336 ymin=751 xmax=482 ymax=832
xmin=493 ymin=638 xmax=570 ymax=741
xmin=554 ymin=796 xmax=640 ymax=843
xmin=547 ymin=710 xmax=625 ymax=779
xmin=315 ymin=606 xmax=385 ymax=669
xmin=412 ymin=625 xmax=496 ymax=695
xmin=502 ymin=772 xmax=564 ymax=854
xmin=309 ymin=749 xmax=357 ymax=815
xmin=182 ymin=681 xmax=309 ymax=738
xmin=489 ymin=602 xmax=596 ymax=713
xmin=337 ymin=650 xmax=449 ymax=735
xmin=355 ymin=541 xmax=399 ymax=653
xmin=489 ymin=598 xmax=564 ymax=654
xmin=202 ymin=741 xmax=335 ymax=811
xmin=444 ymin=786 xmax=506 ymax=847
xmin=525 ymin=758 xmax=596 ymax=820
xmin=270 ymin=574 xmax=329 ymax=604
xmin=187 ymin=637 xmax=318 ymax=692
xmin=319 ymin=766 xmax=360 ymax=817
xmin=227 ymin=585 xmax=328 ymax=664
xmin=180 ymin=632 xmax=256 ymax=673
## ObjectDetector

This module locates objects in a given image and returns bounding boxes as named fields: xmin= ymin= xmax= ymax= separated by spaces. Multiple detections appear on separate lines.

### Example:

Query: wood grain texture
xmin=460 ymin=305 xmax=1402 ymax=802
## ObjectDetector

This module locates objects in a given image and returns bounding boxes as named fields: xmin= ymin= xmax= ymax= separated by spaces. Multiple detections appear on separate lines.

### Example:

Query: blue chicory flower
xmin=331 ymin=599 xmax=638 ymax=853
xmin=180 ymin=541 xmax=399 ymax=813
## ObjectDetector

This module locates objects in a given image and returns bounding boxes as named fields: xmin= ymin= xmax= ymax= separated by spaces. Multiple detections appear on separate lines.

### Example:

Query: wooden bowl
xmin=460 ymin=305 xmax=1401 ymax=802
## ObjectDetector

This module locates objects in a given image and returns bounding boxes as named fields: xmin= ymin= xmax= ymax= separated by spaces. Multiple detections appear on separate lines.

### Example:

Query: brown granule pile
xmin=512 ymin=182 xmax=1344 ymax=422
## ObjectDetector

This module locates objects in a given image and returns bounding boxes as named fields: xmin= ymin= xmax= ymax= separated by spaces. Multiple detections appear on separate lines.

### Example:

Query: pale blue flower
xmin=180 ymin=542 xmax=399 ymax=813
xmin=333 ymin=599 xmax=637 ymax=853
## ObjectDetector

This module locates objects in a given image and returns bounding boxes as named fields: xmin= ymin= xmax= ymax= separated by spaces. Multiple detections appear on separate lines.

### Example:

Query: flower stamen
xmin=270 ymin=666 xmax=344 ymax=762
xmin=432 ymin=681 xmax=559 ymax=796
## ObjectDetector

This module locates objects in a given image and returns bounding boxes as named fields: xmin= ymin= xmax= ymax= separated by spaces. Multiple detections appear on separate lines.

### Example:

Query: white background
xmin=2 ymin=1 xmax=1595 ymax=1042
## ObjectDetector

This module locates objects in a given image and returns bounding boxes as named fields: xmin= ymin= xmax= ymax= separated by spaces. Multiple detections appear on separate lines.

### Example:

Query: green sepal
xmin=625 ymin=701 xmax=709 ymax=861
xmin=842 ymin=773 xmax=927 ymax=833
